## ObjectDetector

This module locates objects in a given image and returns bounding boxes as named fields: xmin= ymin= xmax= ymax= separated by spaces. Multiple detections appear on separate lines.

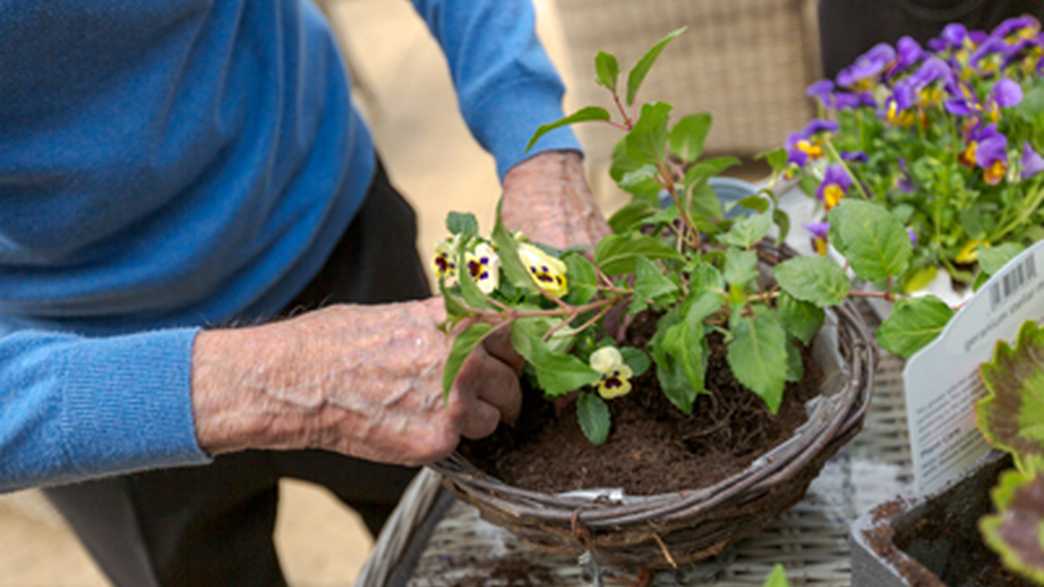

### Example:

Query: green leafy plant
xmin=782 ymin=16 xmax=1044 ymax=294
xmin=976 ymin=319 xmax=1044 ymax=583
xmin=436 ymin=28 xmax=965 ymax=447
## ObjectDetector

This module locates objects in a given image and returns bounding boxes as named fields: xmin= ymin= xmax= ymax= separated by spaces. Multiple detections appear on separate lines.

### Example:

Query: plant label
xmin=904 ymin=240 xmax=1044 ymax=496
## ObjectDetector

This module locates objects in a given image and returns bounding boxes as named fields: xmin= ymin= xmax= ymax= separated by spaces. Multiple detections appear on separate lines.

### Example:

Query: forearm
xmin=191 ymin=298 xmax=453 ymax=462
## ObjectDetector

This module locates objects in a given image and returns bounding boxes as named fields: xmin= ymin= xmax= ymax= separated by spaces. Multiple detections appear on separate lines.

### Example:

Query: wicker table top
xmin=356 ymin=311 xmax=910 ymax=587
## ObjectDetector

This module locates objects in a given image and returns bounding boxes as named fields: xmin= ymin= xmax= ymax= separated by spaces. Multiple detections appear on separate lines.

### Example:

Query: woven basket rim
xmin=430 ymin=245 xmax=877 ymax=531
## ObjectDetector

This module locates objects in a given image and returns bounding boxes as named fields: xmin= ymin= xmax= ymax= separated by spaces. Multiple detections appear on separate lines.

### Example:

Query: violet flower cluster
xmin=782 ymin=15 xmax=1044 ymax=291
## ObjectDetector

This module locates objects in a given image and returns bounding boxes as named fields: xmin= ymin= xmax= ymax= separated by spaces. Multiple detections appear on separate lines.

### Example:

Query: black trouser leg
xmin=44 ymin=162 xmax=432 ymax=586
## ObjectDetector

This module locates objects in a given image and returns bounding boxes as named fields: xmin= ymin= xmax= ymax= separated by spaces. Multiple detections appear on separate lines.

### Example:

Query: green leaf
xmin=439 ymin=281 xmax=471 ymax=320
xmin=773 ymin=256 xmax=850 ymax=307
xmin=577 ymin=392 xmax=612 ymax=445
xmin=626 ymin=27 xmax=686 ymax=105
xmin=511 ymin=319 xmax=601 ymax=396
xmin=757 ymin=147 xmax=789 ymax=174
xmin=610 ymin=140 xmax=663 ymax=201
xmin=626 ymin=102 xmax=672 ymax=164
xmin=903 ymin=265 xmax=939 ymax=294
xmin=608 ymin=200 xmax=657 ymax=234
xmin=689 ymin=182 xmax=725 ymax=225
xmin=980 ymin=243 xmax=1025 ymax=276
xmin=594 ymin=51 xmax=620 ymax=92
xmin=619 ymin=164 xmax=660 ymax=191
xmin=456 ymin=250 xmax=493 ymax=309
xmin=727 ymin=308 xmax=788 ymax=413
xmin=724 ymin=248 xmax=758 ymax=287
xmin=668 ymin=113 xmax=712 ymax=163
xmin=980 ymin=469 xmax=1044 ymax=585
xmin=829 ymin=200 xmax=912 ymax=282
xmin=650 ymin=304 xmax=708 ymax=414
xmin=442 ymin=323 xmax=494 ymax=398
xmin=734 ymin=194 xmax=770 ymax=214
xmin=773 ymin=208 xmax=791 ymax=243
xmin=875 ymin=295 xmax=954 ymax=359
xmin=446 ymin=212 xmax=478 ymax=238
xmin=563 ymin=253 xmax=598 ymax=305
xmin=525 ymin=106 xmax=611 ymax=152
xmin=778 ymin=293 xmax=824 ymax=345
xmin=634 ymin=256 xmax=679 ymax=303
xmin=976 ymin=320 xmax=1044 ymax=466
xmin=620 ymin=346 xmax=651 ymax=376
xmin=683 ymin=156 xmax=741 ymax=191
xmin=595 ymin=234 xmax=683 ymax=275
xmin=492 ymin=221 xmax=539 ymax=294
xmin=762 ymin=564 xmax=791 ymax=587
xmin=720 ymin=212 xmax=773 ymax=249
xmin=785 ymin=340 xmax=805 ymax=383
xmin=688 ymin=261 xmax=725 ymax=292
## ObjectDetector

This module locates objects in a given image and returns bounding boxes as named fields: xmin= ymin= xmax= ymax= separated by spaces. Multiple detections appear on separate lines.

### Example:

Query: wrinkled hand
xmin=500 ymin=151 xmax=610 ymax=250
xmin=191 ymin=298 xmax=523 ymax=466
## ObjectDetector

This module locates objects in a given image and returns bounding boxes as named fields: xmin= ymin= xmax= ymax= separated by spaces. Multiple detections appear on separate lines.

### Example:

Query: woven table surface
xmin=356 ymin=305 xmax=910 ymax=587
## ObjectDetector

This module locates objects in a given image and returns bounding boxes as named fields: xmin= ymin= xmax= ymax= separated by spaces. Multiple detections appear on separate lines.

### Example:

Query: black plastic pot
xmin=849 ymin=453 xmax=1030 ymax=587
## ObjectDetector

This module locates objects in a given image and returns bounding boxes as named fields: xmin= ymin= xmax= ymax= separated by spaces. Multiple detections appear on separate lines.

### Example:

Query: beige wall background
xmin=0 ymin=2 xmax=818 ymax=584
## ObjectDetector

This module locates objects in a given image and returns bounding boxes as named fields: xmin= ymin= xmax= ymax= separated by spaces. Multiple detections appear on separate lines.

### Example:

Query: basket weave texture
xmin=430 ymin=246 xmax=876 ymax=570
xmin=555 ymin=0 xmax=820 ymax=162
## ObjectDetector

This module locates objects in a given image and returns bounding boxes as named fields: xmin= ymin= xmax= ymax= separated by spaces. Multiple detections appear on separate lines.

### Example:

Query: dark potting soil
xmin=882 ymin=457 xmax=1031 ymax=587
xmin=460 ymin=312 xmax=822 ymax=495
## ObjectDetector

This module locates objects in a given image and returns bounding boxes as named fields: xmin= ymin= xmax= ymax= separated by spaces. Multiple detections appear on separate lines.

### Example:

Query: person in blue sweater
xmin=0 ymin=1 xmax=608 ymax=584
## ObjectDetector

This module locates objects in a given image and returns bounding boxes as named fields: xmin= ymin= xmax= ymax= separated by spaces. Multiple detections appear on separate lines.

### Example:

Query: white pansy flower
xmin=464 ymin=242 xmax=500 ymax=294
xmin=432 ymin=236 xmax=460 ymax=286
xmin=589 ymin=346 xmax=634 ymax=400
xmin=517 ymin=242 xmax=568 ymax=297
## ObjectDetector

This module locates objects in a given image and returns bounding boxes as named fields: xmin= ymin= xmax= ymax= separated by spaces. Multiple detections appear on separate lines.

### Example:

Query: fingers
xmin=456 ymin=344 xmax=523 ymax=427
xmin=458 ymin=400 xmax=500 ymax=439
xmin=483 ymin=326 xmax=524 ymax=373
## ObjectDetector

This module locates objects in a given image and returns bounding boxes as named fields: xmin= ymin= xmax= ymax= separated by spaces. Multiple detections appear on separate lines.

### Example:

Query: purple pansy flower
xmin=837 ymin=43 xmax=896 ymax=89
xmin=833 ymin=91 xmax=876 ymax=110
xmin=887 ymin=36 xmax=924 ymax=78
xmin=992 ymin=15 xmax=1041 ymax=44
xmin=907 ymin=228 xmax=918 ymax=246
xmin=1022 ymin=143 xmax=1044 ymax=180
xmin=941 ymin=23 xmax=970 ymax=49
xmin=990 ymin=77 xmax=1023 ymax=108
xmin=805 ymin=221 xmax=831 ymax=255
xmin=806 ymin=79 xmax=835 ymax=106
xmin=884 ymin=80 xmax=918 ymax=126
xmin=971 ymin=125 xmax=1009 ymax=185
xmin=817 ymin=164 xmax=852 ymax=210
xmin=785 ymin=119 xmax=838 ymax=166
xmin=897 ymin=158 xmax=915 ymax=193
xmin=842 ymin=151 xmax=868 ymax=163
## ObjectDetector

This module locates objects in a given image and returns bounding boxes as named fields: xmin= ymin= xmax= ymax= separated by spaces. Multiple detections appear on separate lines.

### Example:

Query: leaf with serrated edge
xmin=773 ymin=256 xmax=850 ymax=307
xmin=980 ymin=243 xmax=1025 ymax=276
xmin=778 ymin=293 xmax=824 ymax=345
xmin=668 ymin=113 xmax=711 ymax=163
xmin=442 ymin=323 xmax=494 ymax=397
xmin=563 ymin=253 xmax=597 ymax=305
xmin=875 ymin=295 xmax=954 ymax=359
xmin=980 ymin=469 xmax=1044 ymax=585
xmin=577 ymin=392 xmax=611 ymax=445
xmin=526 ymin=106 xmax=610 ymax=152
xmin=976 ymin=320 xmax=1044 ymax=466
xmin=626 ymin=27 xmax=686 ymax=105
xmin=634 ymin=256 xmax=679 ymax=303
xmin=492 ymin=221 xmax=539 ymax=293
xmin=720 ymin=212 xmax=773 ymax=249
xmin=727 ymin=308 xmax=788 ymax=413
xmin=724 ymin=248 xmax=758 ymax=287
xmin=829 ymin=200 xmax=912 ymax=282
xmin=608 ymin=201 xmax=656 ymax=234
xmin=595 ymin=234 xmax=683 ymax=275
xmin=511 ymin=319 xmax=600 ymax=397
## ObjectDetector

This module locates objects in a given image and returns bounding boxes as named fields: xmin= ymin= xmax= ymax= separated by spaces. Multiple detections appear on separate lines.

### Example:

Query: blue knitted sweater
xmin=0 ymin=0 xmax=579 ymax=491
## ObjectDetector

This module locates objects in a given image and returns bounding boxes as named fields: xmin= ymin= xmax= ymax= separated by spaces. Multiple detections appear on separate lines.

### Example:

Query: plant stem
xmin=848 ymin=289 xmax=898 ymax=300
xmin=823 ymin=138 xmax=871 ymax=201
xmin=612 ymin=92 xmax=634 ymax=130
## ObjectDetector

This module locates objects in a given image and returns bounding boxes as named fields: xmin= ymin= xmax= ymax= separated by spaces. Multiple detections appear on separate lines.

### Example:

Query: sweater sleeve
xmin=409 ymin=0 xmax=583 ymax=180
xmin=0 ymin=327 xmax=211 ymax=493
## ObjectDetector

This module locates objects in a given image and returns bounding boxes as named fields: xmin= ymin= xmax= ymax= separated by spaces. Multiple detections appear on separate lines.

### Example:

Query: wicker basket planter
xmin=431 ymin=246 xmax=876 ymax=570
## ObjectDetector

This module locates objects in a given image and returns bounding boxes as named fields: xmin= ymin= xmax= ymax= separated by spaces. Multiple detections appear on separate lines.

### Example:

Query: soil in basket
xmin=460 ymin=312 xmax=822 ymax=495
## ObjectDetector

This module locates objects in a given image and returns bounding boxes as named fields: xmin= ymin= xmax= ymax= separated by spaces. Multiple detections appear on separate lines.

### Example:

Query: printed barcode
xmin=990 ymin=252 xmax=1038 ymax=311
